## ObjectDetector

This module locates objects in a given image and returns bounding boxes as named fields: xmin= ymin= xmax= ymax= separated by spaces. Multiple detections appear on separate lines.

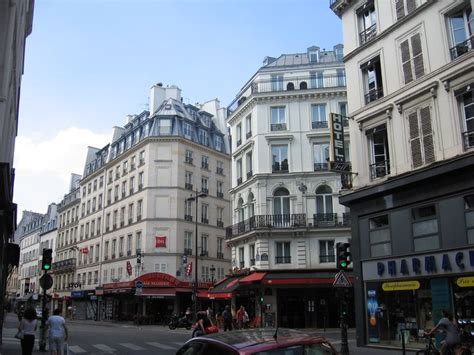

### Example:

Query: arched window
xmin=247 ymin=193 xmax=255 ymax=218
xmin=286 ymin=82 xmax=295 ymax=91
xmin=299 ymin=81 xmax=308 ymax=90
xmin=273 ymin=188 xmax=290 ymax=215
xmin=315 ymin=185 xmax=334 ymax=225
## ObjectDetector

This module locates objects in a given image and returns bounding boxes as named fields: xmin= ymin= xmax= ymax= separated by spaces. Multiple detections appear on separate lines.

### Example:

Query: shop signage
xmin=382 ymin=281 xmax=420 ymax=291
xmin=126 ymin=261 xmax=132 ymax=276
xmin=329 ymin=113 xmax=345 ymax=163
xmin=68 ymin=282 xmax=82 ymax=289
xmin=71 ymin=291 xmax=84 ymax=299
xmin=155 ymin=236 xmax=167 ymax=248
xmin=456 ymin=276 xmax=474 ymax=288
xmin=362 ymin=249 xmax=474 ymax=281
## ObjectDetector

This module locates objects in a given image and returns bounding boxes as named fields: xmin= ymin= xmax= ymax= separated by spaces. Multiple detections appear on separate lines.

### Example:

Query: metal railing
xmin=217 ymin=220 xmax=224 ymax=227
xmin=320 ymin=255 xmax=336 ymax=263
xmin=450 ymin=36 xmax=473 ymax=60
xmin=271 ymin=123 xmax=287 ymax=131
xmin=184 ymin=248 xmax=193 ymax=256
xmin=228 ymin=73 xmax=347 ymax=113
xmin=184 ymin=215 xmax=193 ymax=221
xmin=310 ymin=213 xmax=351 ymax=227
xmin=365 ymin=87 xmax=384 ymax=104
xmin=217 ymin=252 xmax=224 ymax=259
xmin=369 ymin=159 xmax=390 ymax=180
xmin=226 ymin=214 xmax=307 ymax=239
xmin=272 ymin=162 xmax=289 ymax=173
xmin=463 ymin=130 xmax=474 ymax=150
xmin=314 ymin=163 xmax=329 ymax=171
xmin=216 ymin=167 xmax=224 ymax=175
xmin=312 ymin=121 xmax=328 ymax=129
xmin=360 ymin=24 xmax=377 ymax=45
xmin=247 ymin=170 xmax=253 ymax=178
xmin=217 ymin=192 xmax=224 ymax=198
xmin=275 ymin=256 xmax=291 ymax=264
xmin=52 ymin=258 xmax=76 ymax=273
xmin=246 ymin=131 xmax=252 ymax=139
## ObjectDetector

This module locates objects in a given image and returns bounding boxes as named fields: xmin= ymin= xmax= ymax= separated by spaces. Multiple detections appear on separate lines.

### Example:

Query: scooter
xmin=169 ymin=314 xmax=192 ymax=330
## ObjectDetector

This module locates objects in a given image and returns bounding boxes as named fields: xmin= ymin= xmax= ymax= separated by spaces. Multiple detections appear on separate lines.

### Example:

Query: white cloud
xmin=13 ymin=127 xmax=109 ymax=214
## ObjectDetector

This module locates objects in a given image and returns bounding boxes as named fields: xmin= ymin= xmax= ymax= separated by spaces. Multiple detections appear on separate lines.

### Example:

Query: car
xmin=176 ymin=328 xmax=338 ymax=355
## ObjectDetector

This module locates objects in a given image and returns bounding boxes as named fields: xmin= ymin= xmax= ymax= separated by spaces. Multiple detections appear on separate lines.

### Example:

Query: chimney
xmin=165 ymin=85 xmax=182 ymax=102
xmin=125 ymin=114 xmax=136 ymax=124
xmin=149 ymin=83 xmax=166 ymax=115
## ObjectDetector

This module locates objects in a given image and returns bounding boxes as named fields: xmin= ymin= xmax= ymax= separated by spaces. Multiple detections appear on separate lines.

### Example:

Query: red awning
xmin=207 ymin=292 xmax=233 ymax=300
xmin=239 ymin=272 xmax=267 ymax=284
xmin=197 ymin=290 xmax=209 ymax=298
xmin=140 ymin=288 xmax=176 ymax=296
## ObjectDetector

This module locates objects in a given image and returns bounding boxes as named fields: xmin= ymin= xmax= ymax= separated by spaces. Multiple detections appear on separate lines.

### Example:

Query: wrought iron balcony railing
xmin=450 ymin=36 xmax=473 ymax=60
xmin=369 ymin=159 xmax=390 ymax=180
xmin=309 ymin=213 xmax=351 ymax=228
xmin=272 ymin=162 xmax=289 ymax=173
xmin=314 ymin=163 xmax=329 ymax=171
xmin=217 ymin=192 xmax=224 ymax=198
xmin=360 ymin=24 xmax=377 ymax=45
xmin=312 ymin=121 xmax=328 ymax=129
xmin=275 ymin=256 xmax=291 ymax=264
xmin=217 ymin=252 xmax=224 ymax=259
xmin=185 ymin=183 xmax=193 ymax=190
xmin=365 ymin=87 xmax=384 ymax=104
xmin=52 ymin=258 xmax=76 ymax=273
xmin=184 ymin=248 xmax=193 ymax=256
xmin=271 ymin=123 xmax=287 ymax=131
xmin=462 ymin=130 xmax=474 ymax=150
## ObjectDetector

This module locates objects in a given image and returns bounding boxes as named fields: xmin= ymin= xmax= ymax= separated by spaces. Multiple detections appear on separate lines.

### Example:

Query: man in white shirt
xmin=47 ymin=308 xmax=69 ymax=355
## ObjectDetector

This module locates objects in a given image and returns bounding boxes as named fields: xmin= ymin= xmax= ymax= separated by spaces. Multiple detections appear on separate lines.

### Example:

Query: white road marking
xmin=92 ymin=344 xmax=116 ymax=351
xmin=146 ymin=342 xmax=177 ymax=350
xmin=173 ymin=341 xmax=185 ymax=346
xmin=68 ymin=345 xmax=88 ymax=353
xmin=118 ymin=343 xmax=146 ymax=350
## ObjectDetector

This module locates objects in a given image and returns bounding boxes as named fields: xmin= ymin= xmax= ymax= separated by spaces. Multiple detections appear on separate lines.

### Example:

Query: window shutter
xmin=400 ymin=39 xmax=413 ymax=84
xmin=420 ymin=106 xmax=435 ymax=164
xmin=408 ymin=112 xmax=423 ymax=168
xmin=406 ymin=0 xmax=417 ymax=14
xmin=395 ymin=0 xmax=405 ymax=20
xmin=411 ymin=33 xmax=425 ymax=78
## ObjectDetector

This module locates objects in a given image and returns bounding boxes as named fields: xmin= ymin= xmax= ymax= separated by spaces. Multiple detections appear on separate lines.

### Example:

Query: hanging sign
xmin=155 ymin=236 xmax=167 ymax=248
xmin=126 ymin=261 xmax=132 ymax=276
xmin=329 ymin=113 xmax=345 ymax=164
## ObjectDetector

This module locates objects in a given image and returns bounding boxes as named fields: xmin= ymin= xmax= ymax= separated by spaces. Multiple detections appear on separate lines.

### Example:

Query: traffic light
xmin=42 ymin=249 xmax=53 ymax=271
xmin=259 ymin=295 xmax=264 ymax=304
xmin=137 ymin=252 xmax=142 ymax=264
xmin=336 ymin=242 xmax=351 ymax=270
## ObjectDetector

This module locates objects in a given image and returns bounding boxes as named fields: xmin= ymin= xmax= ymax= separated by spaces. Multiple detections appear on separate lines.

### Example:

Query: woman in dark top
xmin=192 ymin=312 xmax=212 ymax=337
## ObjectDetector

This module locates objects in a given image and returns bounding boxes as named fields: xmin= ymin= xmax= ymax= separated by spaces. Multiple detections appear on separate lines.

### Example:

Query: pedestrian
xmin=425 ymin=310 xmax=461 ymax=355
xmin=236 ymin=305 xmax=245 ymax=329
xmin=192 ymin=312 xmax=208 ymax=337
xmin=206 ymin=306 xmax=214 ymax=323
xmin=231 ymin=304 xmax=237 ymax=329
xmin=18 ymin=307 xmax=37 ymax=355
xmin=47 ymin=308 xmax=69 ymax=355
xmin=223 ymin=305 xmax=232 ymax=332
xmin=243 ymin=308 xmax=250 ymax=329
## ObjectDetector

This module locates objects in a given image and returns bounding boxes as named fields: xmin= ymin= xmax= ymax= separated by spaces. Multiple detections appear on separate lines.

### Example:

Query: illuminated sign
xmin=382 ymin=281 xmax=420 ymax=291
xmin=457 ymin=277 xmax=474 ymax=288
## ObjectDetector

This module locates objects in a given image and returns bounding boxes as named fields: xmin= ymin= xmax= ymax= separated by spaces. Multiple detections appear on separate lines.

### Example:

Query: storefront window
xmin=412 ymin=205 xmax=439 ymax=251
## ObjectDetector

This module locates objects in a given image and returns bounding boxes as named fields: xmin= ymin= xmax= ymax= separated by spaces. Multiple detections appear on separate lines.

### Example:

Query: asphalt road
xmin=1 ymin=313 xmax=411 ymax=354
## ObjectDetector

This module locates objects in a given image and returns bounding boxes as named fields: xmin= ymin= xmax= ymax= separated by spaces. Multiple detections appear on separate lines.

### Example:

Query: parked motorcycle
xmin=169 ymin=314 xmax=192 ymax=330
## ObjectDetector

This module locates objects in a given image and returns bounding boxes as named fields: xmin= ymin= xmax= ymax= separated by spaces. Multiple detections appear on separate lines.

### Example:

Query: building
xmin=0 ymin=0 xmax=34 ymax=336
xmin=216 ymin=45 xmax=352 ymax=328
xmin=52 ymin=174 xmax=81 ymax=316
xmin=70 ymin=84 xmax=231 ymax=321
xmin=331 ymin=0 xmax=474 ymax=350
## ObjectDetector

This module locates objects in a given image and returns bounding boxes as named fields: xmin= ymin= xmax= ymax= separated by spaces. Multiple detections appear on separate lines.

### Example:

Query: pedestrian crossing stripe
xmin=119 ymin=343 xmax=146 ymax=350
xmin=146 ymin=342 xmax=176 ymax=350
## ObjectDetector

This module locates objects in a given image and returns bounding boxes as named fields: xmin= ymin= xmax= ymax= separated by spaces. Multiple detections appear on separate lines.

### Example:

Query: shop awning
xmin=239 ymin=272 xmax=267 ymax=284
xmin=263 ymin=272 xmax=354 ymax=286
xmin=209 ymin=276 xmax=242 ymax=293
xmin=208 ymin=292 xmax=233 ymax=300
xmin=141 ymin=288 xmax=176 ymax=297
xmin=104 ymin=288 xmax=133 ymax=294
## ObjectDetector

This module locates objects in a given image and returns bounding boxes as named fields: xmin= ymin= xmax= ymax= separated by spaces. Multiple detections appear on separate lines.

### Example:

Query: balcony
xmin=312 ymin=121 xmax=328 ymax=129
xmin=127 ymin=250 xmax=132 ymax=256
xmin=217 ymin=252 xmax=224 ymax=259
xmin=246 ymin=170 xmax=253 ymax=179
xmin=239 ymin=261 xmax=245 ymax=268
xmin=201 ymin=187 xmax=209 ymax=194
xmin=201 ymin=162 xmax=209 ymax=169
xmin=185 ymin=157 xmax=193 ymax=165
xmin=119 ymin=252 xmax=124 ymax=257
xmin=226 ymin=214 xmax=307 ymax=239
xmin=320 ymin=255 xmax=336 ymax=263
xmin=310 ymin=213 xmax=351 ymax=228
xmin=217 ymin=220 xmax=224 ymax=227
xmin=450 ymin=36 xmax=473 ymax=60
xmin=216 ymin=167 xmax=224 ymax=175
xmin=463 ymin=130 xmax=474 ymax=150
xmin=369 ymin=159 xmax=390 ymax=180
xmin=272 ymin=162 xmax=289 ymax=173
xmin=200 ymin=251 xmax=208 ymax=257
xmin=246 ymin=131 xmax=252 ymax=139
xmin=217 ymin=192 xmax=224 ymax=198
xmin=360 ymin=23 xmax=377 ymax=45
xmin=365 ymin=87 xmax=384 ymax=104
xmin=51 ymin=258 xmax=76 ymax=273
xmin=201 ymin=218 xmax=209 ymax=224
xmin=270 ymin=123 xmax=287 ymax=131
xmin=314 ymin=162 xmax=329 ymax=171
xmin=185 ymin=215 xmax=193 ymax=222
xmin=185 ymin=183 xmax=193 ymax=190
xmin=184 ymin=248 xmax=193 ymax=256
xmin=275 ymin=256 xmax=291 ymax=264
xmin=129 ymin=189 xmax=134 ymax=195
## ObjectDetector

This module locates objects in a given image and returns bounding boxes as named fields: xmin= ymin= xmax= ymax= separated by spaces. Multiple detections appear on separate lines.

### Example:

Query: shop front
xmin=362 ymin=249 xmax=474 ymax=350
xmin=70 ymin=290 xmax=98 ymax=320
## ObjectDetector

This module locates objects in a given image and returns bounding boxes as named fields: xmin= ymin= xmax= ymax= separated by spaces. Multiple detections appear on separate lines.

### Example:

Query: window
xmin=358 ymin=1 xmax=377 ymax=44
xmin=184 ymin=231 xmax=193 ymax=254
xmin=201 ymin=177 xmax=208 ymax=193
xmin=104 ymin=241 xmax=109 ymax=259
xmin=111 ymin=239 xmax=117 ymax=258
xmin=367 ymin=124 xmax=390 ymax=179
xmin=114 ymin=185 xmax=119 ymax=201
xmin=239 ymin=247 xmax=245 ymax=268
xmin=460 ymin=90 xmax=474 ymax=149
xmin=185 ymin=150 xmax=193 ymax=164
xmin=412 ymin=205 xmax=439 ymax=251
xmin=395 ymin=0 xmax=424 ymax=20
xmin=123 ymin=161 xmax=128 ymax=174
xmin=122 ymin=181 xmax=127 ymax=197
xmin=236 ymin=124 xmax=242 ymax=145
xmin=217 ymin=238 xmax=223 ymax=256
xmin=447 ymin=5 xmax=473 ymax=60
xmin=407 ymin=105 xmax=435 ymax=168
xmin=201 ymin=234 xmax=208 ymax=254
xmin=201 ymin=204 xmax=209 ymax=223
xmin=130 ymin=176 xmax=135 ymax=193
xmin=310 ymin=71 xmax=324 ymax=89
xmin=98 ymin=194 xmax=102 ymax=209
xmin=199 ymin=129 xmax=208 ymax=145
xmin=131 ymin=156 xmax=136 ymax=170
xmin=127 ymin=234 xmax=133 ymax=255
xmin=319 ymin=240 xmax=335 ymax=263
xmin=119 ymin=237 xmax=124 ymax=256
xmin=465 ymin=195 xmax=474 ymax=244
xmin=139 ymin=150 xmax=145 ymax=165
xmin=183 ymin=122 xmax=192 ymax=138
xmin=110 ymin=269 xmax=115 ymax=281
xmin=276 ymin=242 xmax=291 ymax=264
xmin=137 ymin=199 xmax=143 ymax=219
xmin=138 ymin=172 xmax=144 ymax=188
xmin=217 ymin=207 xmax=224 ymax=227
xmin=362 ymin=56 xmax=384 ymax=104
xmin=236 ymin=159 xmax=242 ymax=184
xmin=155 ymin=263 xmax=167 ymax=273
xmin=249 ymin=244 xmax=255 ymax=265
xmin=136 ymin=231 xmax=142 ymax=253
xmin=246 ymin=115 xmax=252 ymax=137
xmin=185 ymin=200 xmax=193 ymax=219
xmin=201 ymin=156 xmax=209 ymax=169
xmin=313 ymin=143 xmax=329 ymax=171
xmin=103 ymin=270 xmax=108 ymax=283
xmin=270 ymin=107 xmax=286 ymax=131
xmin=128 ymin=203 xmax=134 ymax=223
xmin=400 ymin=32 xmax=425 ymax=84
xmin=272 ymin=145 xmax=288 ymax=172
xmin=217 ymin=181 xmax=223 ymax=198
xmin=339 ymin=102 xmax=348 ymax=118
xmin=315 ymin=184 xmax=333 ymax=216
xmin=113 ymin=210 xmax=118 ymax=227
xmin=369 ymin=215 xmax=392 ymax=257
xmin=271 ymin=74 xmax=283 ymax=91
xmin=337 ymin=69 xmax=346 ymax=87
xmin=273 ymin=188 xmax=290 ymax=221
xmin=246 ymin=151 xmax=253 ymax=177
xmin=215 ymin=136 xmax=223 ymax=151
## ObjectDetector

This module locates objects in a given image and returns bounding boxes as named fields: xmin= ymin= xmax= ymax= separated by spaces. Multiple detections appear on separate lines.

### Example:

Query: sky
xmin=14 ymin=0 xmax=342 ymax=215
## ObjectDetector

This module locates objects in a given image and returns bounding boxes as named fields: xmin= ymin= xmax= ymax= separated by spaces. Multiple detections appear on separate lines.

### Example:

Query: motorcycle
xmin=169 ymin=314 xmax=192 ymax=330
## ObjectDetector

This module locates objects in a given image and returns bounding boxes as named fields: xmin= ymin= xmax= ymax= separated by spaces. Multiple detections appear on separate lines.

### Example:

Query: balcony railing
xmin=365 ymin=87 xmax=384 ymax=104
xmin=360 ymin=23 xmax=377 ymax=45
xmin=201 ymin=162 xmax=209 ymax=169
xmin=272 ymin=162 xmax=289 ymax=173
xmin=312 ymin=121 xmax=328 ymax=129
xmin=52 ymin=258 xmax=76 ymax=273
xmin=201 ymin=188 xmax=209 ymax=194
xmin=185 ymin=183 xmax=193 ymax=190
xmin=314 ymin=163 xmax=329 ymax=171
xmin=217 ymin=192 xmax=224 ymax=198
xmin=320 ymin=255 xmax=336 ymax=263
xmin=228 ymin=73 xmax=347 ymax=113
xmin=217 ymin=220 xmax=224 ymax=227
xmin=369 ymin=159 xmax=390 ymax=180
xmin=237 ymin=177 xmax=243 ymax=185
xmin=200 ymin=251 xmax=208 ymax=257
xmin=184 ymin=248 xmax=193 ymax=256
xmin=310 ymin=213 xmax=351 ymax=228
xmin=275 ymin=256 xmax=291 ymax=264
xmin=185 ymin=215 xmax=193 ymax=221
xmin=216 ymin=167 xmax=224 ymax=175
xmin=271 ymin=123 xmax=287 ymax=131
xmin=450 ymin=36 xmax=473 ymax=60
xmin=201 ymin=218 xmax=209 ymax=224
xmin=137 ymin=214 xmax=142 ymax=221
xmin=463 ymin=130 xmax=474 ymax=150
xmin=217 ymin=252 xmax=224 ymax=259
xmin=185 ymin=157 xmax=193 ymax=165
xmin=236 ymin=139 xmax=242 ymax=147
xmin=239 ymin=261 xmax=245 ymax=268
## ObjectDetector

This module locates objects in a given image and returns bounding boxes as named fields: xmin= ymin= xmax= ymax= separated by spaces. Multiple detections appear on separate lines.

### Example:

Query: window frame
xmin=411 ymin=204 xmax=440 ymax=252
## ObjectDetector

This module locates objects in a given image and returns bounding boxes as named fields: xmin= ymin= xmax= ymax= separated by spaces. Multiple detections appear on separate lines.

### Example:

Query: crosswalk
xmin=2 ymin=328 xmax=184 ymax=353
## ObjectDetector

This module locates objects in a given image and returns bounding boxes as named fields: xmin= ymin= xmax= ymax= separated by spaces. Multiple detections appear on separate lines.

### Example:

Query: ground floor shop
xmin=70 ymin=290 xmax=98 ymax=320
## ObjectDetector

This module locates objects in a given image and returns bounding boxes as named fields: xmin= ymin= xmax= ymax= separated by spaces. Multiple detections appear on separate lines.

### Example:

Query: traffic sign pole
xmin=333 ymin=270 xmax=352 ymax=355
xmin=38 ymin=270 xmax=53 ymax=351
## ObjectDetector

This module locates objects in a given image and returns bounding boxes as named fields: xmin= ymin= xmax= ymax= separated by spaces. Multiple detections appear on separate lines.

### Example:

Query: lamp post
xmin=186 ymin=189 xmax=207 ymax=319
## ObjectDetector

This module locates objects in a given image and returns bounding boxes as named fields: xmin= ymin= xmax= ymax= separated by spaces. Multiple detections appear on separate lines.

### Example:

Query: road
xmin=1 ymin=313 xmax=411 ymax=354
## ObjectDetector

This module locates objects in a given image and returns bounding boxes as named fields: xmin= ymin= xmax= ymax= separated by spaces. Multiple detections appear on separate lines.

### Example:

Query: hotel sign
xmin=362 ymin=249 xmax=474 ymax=281
xmin=329 ymin=113 xmax=345 ymax=164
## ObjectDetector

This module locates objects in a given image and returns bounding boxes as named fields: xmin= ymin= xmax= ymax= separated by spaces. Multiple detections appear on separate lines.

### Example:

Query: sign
xmin=71 ymin=291 xmax=84 ymax=299
xmin=90 ymin=295 xmax=98 ymax=301
xmin=457 ymin=276 xmax=474 ymax=288
xmin=333 ymin=270 xmax=352 ymax=287
xmin=329 ymin=113 xmax=345 ymax=164
xmin=102 ymin=272 xmax=213 ymax=290
xmin=135 ymin=287 xmax=143 ymax=296
xmin=135 ymin=280 xmax=144 ymax=289
xmin=155 ymin=236 xmax=167 ymax=248
xmin=185 ymin=262 xmax=193 ymax=276
xmin=126 ymin=261 xmax=132 ymax=276
xmin=382 ymin=280 xmax=420 ymax=291
xmin=80 ymin=247 xmax=89 ymax=254
xmin=67 ymin=282 xmax=82 ymax=289
xmin=40 ymin=274 xmax=53 ymax=290
xmin=362 ymin=249 xmax=474 ymax=281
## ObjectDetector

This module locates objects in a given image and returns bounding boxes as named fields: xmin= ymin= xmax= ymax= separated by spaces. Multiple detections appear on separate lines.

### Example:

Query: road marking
xmin=92 ymin=344 xmax=116 ymax=352
xmin=68 ymin=345 xmax=88 ymax=353
xmin=146 ymin=342 xmax=176 ymax=350
xmin=119 ymin=343 xmax=146 ymax=350
xmin=173 ymin=341 xmax=185 ymax=346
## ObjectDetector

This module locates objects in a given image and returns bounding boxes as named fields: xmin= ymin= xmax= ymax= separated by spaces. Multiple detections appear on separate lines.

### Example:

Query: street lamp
xmin=186 ymin=189 xmax=207 ymax=319
xmin=210 ymin=264 xmax=216 ymax=284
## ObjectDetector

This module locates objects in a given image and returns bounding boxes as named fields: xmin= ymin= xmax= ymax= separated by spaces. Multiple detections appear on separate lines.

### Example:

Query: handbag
xmin=205 ymin=325 xmax=219 ymax=334
xmin=14 ymin=330 xmax=24 ymax=340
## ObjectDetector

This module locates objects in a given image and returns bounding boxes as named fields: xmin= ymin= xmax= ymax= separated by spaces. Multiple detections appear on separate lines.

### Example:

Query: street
xmin=0 ymin=313 xmax=413 ymax=354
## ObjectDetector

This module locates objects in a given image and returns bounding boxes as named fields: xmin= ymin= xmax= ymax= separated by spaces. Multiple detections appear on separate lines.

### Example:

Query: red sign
xmin=155 ymin=236 xmax=167 ymax=248
xmin=102 ymin=272 xmax=213 ymax=290
xmin=126 ymin=261 xmax=132 ymax=276
xmin=81 ymin=247 xmax=89 ymax=254
xmin=185 ymin=262 xmax=193 ymax=276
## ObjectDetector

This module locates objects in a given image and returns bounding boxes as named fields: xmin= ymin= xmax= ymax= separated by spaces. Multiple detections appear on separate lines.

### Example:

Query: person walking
xmin=236 ymin=306 xmax=245 ymax=330
xmin=222 ymin=305 xmax=232 ymax=332
xmin=18 ymin=307 xmax=37 ymax=355
xmin=47 ymin=308 xmax=69 ymax=355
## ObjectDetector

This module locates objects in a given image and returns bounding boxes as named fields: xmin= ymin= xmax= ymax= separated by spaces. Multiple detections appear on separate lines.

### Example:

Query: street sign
xmin=135 ymin=280 xmax=144 ymax=289
xmin=333 ymin=270 xmax=352 ymax=288
xmin=39 ymin=274 xmax=53 ymax=290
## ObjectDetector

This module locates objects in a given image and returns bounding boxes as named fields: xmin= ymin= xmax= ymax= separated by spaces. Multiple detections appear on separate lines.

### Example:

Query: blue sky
xmin=15 ymin=0 xmax=342 ymax=214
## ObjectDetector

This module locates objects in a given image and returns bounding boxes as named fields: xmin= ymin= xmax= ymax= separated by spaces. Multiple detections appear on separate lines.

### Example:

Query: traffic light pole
xmin=39 ymin=270 xmax=48 ymax=352
xmin=339 ymin=289 xmax=349 ymax=355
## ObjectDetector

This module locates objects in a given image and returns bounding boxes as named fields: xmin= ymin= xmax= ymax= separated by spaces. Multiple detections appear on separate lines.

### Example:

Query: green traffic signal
xmin=340 ymin=260 xmax=348 ymax=269
xmin=43 ymin=264 xmax=51 ymax=270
